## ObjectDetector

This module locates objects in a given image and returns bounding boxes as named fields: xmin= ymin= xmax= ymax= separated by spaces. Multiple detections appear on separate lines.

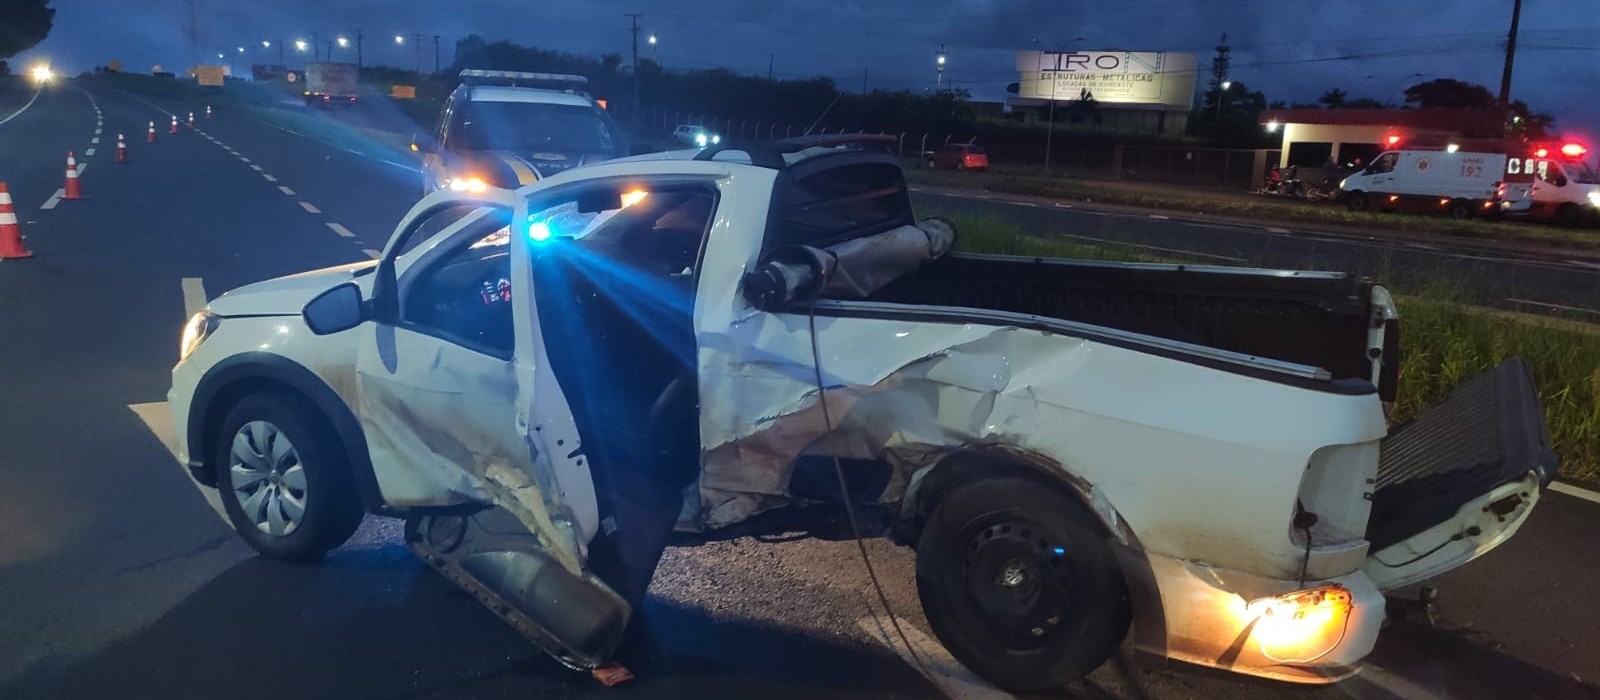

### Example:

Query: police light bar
xmin=458 ymin=69 xmax=588 ymax=86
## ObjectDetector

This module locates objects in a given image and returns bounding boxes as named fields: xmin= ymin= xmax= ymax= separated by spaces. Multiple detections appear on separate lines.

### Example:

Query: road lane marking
xmin=298 ymin=202 xmax=321 ymax=214
xmin=262 ymin=173 xmax=277 ymax=182
xmin=40 ymin=189 xmax=64 ymax=210
xmin=1002 ymin=201 xmax=1038 ymax=207
xmin=249 ymin=164 xmax=263 ymax=172
xmin=277 ymin=186 xmax=296 ymax=196
xmin=0 ymin=87 xmax=42 ymax=127
xmin=1051 ymin=231 xmax=1246 ymax=262
xmin=75 ymin=162 xmax=88 ymax=177
xmin=85 ymin=147 xmax=96 ymax=157
xmin=327 ymin=222 xmax=355 ymax=238
xmin=1505 ymin=298 xmax=1600 ymax=316
xmin=363 ymin=249 xmax=381 ymax=259
xmin=1053 ymin=202 xmax=1072 ymax=208
xmin=238 ymin=157 xmax=251 ymax=164
xmin=127 ymin=401 xmax=230 ymax=525
xmin=181 ymin=277 xmax=208 ymax=316
xmin=94 ymin=127 xmax=102 ymax=136
xmin=856 ymin=617 xmax=1015 ymax=700
xmin=1149 ymin=214 xmax=1171 ymax=220
xmin=259 ymin=122 xmax=421 ymax=174
xmin=90 ymin=136 xmax=99 ymax=145
xmin=1551 ymin=482 xmax=1600 ymax=506
xmin=1266 ymin=227 xmax=1291 ymax=233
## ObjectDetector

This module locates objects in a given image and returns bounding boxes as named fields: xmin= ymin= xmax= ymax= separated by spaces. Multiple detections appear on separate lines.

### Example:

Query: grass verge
xmin=933 ymin=209 xmax=1600 ymax=483
xmin=908 ymin=168 xmax=1600 ymax=251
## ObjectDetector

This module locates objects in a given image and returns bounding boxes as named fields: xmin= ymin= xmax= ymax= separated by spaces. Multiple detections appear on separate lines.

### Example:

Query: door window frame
xmin=392 ymin=204 xmax=519 ymax=359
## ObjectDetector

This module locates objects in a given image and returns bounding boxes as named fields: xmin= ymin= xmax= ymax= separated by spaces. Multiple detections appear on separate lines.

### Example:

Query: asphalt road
xmin=1 ymin=80 xmax=1598 ymax=700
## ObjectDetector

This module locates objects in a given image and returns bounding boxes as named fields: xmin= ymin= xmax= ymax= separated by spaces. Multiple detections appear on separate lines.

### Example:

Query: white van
xmin=1339 ymin=149 xmax=1533 ymax=218
xmin=1527 ymin=158 xmax=1600 ymax=226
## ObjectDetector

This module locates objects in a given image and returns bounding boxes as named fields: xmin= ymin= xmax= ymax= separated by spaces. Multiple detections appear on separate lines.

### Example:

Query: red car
xmin=926 ymin=144 xmax=989 ymax=171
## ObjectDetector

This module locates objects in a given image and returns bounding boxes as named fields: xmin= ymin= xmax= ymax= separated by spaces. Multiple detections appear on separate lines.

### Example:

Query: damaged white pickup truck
xmin=169 ymin=135 xmax=1557 ymax=690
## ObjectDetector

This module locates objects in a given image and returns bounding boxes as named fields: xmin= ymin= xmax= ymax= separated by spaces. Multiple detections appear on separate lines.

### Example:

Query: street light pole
xmin=1043 ymin=37 xmax=1086 ymax=174
xmin=625 ymin=13 xmax=642 ymax=125
xmin=935 ymin=43 xmax=946 ymax=91
xmin=356 ymin=30 xmax=364 ymax=70
xmin=1214 ymin=80 xmax=1231 ymax=119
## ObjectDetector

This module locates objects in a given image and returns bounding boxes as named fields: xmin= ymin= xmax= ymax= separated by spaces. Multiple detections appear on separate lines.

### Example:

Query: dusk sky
xmin=20 ymin=1 xmax=1600 ymax=132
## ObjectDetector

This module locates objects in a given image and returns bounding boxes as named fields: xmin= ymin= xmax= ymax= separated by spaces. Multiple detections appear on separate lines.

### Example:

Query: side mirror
xmin=303 ymin=282 xmax=366 ymax=335
xmin=411 ymin=136 xmax=435 ymax=154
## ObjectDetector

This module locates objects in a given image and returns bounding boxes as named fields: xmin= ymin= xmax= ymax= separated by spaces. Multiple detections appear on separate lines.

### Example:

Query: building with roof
xmin=1259 ymin=108 xmax=1507 ymax=168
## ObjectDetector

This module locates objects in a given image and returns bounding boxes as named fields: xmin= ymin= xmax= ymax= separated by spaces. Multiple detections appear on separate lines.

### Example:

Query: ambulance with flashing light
xmin=1522 ymin=142 xmax=1600 ymax=226
xmin=1338 ymin=138 xmax=1536 ymax=218
xmin=414 ymin=70 xmax=629 ymax=195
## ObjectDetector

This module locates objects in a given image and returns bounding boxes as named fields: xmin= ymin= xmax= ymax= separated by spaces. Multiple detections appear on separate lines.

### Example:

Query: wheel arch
xmin=188 ymin=352 xmax=390 ymax=515
xmin=899 ymin=446 xmax=1168 ymax=665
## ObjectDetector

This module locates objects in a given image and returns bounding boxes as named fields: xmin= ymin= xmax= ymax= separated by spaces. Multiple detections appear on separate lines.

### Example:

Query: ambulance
xmin=1522 ymin=142 xmax=1600 ymax=226
xmin=1338 ymin=137 xmax=1537 ymax=218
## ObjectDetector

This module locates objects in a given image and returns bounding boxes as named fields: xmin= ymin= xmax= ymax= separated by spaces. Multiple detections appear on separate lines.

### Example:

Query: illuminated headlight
xmin=694 ymin=133 xmax=708 ymax=147
xmin=179 ymin=311 xmax=221 ymax=362
xmin=1587 ymin=191 xmax=1600 ymax=208
xmin=711 ymin=134 xmax=721 ymax=145
xmin=30 ymin=65 xmax=53 ymax=83
xmin=1339 ymin=178 xmax=1348 ymax=189
xmin=447 ymin=176 xmax=489 ymax=193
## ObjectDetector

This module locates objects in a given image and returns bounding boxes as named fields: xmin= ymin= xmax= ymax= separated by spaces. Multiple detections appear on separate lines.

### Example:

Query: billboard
xmin=195 ymin=65 xmax=226 ymax=86
xmin=1016 ymin=51 xmax=1197 ymax=110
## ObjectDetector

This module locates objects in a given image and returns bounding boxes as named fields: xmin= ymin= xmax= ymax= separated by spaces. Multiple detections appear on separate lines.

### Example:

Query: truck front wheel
xmin=1346 ymin=192 xmax=1370 ymax=212
xmin=915 ymin=476 xmax=1129 ymax=691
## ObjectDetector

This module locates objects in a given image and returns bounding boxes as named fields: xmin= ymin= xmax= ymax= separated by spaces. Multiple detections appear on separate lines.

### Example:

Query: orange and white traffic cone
xmin=147 ymin=120 xmax=158 ymax=143
xmin=187 ymin=111 xmax=195 ymax=129
xmin=205 ymin=105 xmax=212 ymax=120
xmin=63 ymin=152 xmax=83 ymax=200
xmin=0 ymin=183 xmax=32 ymax=259
xmin=116 ymin=134 xmax=129 ymax=163
xmin=170 ymin=115 xmax=179 ymax=134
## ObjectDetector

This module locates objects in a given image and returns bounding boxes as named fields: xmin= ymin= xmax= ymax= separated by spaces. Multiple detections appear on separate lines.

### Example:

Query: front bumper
xmin=168 ymin=362 xmax=209 ymax=483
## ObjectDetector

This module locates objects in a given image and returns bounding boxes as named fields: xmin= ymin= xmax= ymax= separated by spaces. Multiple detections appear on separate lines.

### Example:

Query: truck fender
xmin=899 ymin=446 xmax=1168 ymax=664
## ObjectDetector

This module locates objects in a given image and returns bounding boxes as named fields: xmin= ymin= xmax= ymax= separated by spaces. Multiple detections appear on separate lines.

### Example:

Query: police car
xmin=414 ymin=70 xmax=629 ymax=194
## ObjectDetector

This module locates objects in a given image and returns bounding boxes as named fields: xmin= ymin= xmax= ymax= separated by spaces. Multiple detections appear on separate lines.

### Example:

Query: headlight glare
xmin=180 ymin=311 xmax=221 ymax=362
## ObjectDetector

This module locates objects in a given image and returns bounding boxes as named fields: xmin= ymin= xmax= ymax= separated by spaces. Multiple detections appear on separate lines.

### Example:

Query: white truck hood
xmin=207 ymin=260 xmax=377 ymax=316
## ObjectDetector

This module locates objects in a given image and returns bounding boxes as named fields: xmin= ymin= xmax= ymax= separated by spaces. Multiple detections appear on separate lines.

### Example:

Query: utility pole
xmin=768 ymin=53 xmax=774 ymax=82
xmin=625 ymin=13 xmax=643 ymax=124
xmin=413 ymin=33 xmax=423 ymax=74
xmin=312 ymin=32 xmax=321 ymax=61
xmin=863 ymin=68 xmax=869 ymax=94
xmin=935 ymin=43 xmax=947 ymax=91
xmin=356 ymin=30 xmax=364 ymax=69
xmin=185 ymin=0 xmax=199 ymax=68
xmin=1499 ymin=0 xmax=1523 ymax=106
xmin=434 ymin=35 xmax=441 ymax=74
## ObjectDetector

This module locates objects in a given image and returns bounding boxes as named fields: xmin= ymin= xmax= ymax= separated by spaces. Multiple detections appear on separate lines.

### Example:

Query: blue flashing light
xmin=529 ymin=221 xmax=552 ymax=242
xmin=1053 ymin=547 xmax=1066 ymax=556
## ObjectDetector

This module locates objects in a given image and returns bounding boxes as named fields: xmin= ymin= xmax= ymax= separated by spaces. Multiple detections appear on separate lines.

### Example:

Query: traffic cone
xmin=116 ymin=134 xmax=129 ymax=163
xmin=170 ymin=115 xmax=179 ymax=134
xmin=205 ymin=105 xmax=212 ymax=120
xmin=187 ymin=111 xmax=195 ymax=129
xmin=63 ymin=152 xmax=83 ymax=200
xmin=147 ymin=120 xmax=158 ymax=143
xmin=0 ymin=183 xmax=32 ymax=259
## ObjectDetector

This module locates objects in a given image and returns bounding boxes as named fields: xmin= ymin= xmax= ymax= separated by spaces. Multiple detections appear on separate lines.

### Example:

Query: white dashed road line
xmin=238 ymin=157 xmax=251 ymax=164
xmin=249 ymin=164 xmax=263 ymax=172
xmin=40 ymin=188 xmax=64 ymax=210
xmin=1052 ymin=230 xmax=1246 ymax=262
xmin=75 ymin=162 xmax=88 ymax=177
xmin=277 ymin=186 xmax=296 ymax=196
xmin=84 ymin=147 xmax=96 ymax=157
xmin=1149 ymin=214 xmax=1170 ymax=220
xmin=1551 ymin=482 xmax=1600 ymax=506
xmin=262 ymin=173 xmax=277 ymax=182
xmin=90 ymin=136 xmax=99 ymax=145
xmin=299 ymin=201 xmax=321 ymax=214
xmin=326 ymin=222 xmax=355 ymax=238
xmin=363 ymin=249 xmax=381 ymax=259
xmin=1267 ymin=227 xmax=1291 ymax=233
xmin=1052 ymin=202 xmax=1072 ymax=208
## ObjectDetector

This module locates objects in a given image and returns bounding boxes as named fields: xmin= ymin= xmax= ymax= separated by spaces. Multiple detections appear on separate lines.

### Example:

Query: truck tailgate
xmin=1364 ymin=358 xmax=1557 ymax=589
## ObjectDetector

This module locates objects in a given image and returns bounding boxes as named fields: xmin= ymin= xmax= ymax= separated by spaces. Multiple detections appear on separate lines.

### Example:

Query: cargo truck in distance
xmin=303 ymin=62 xmax=359 ymax=106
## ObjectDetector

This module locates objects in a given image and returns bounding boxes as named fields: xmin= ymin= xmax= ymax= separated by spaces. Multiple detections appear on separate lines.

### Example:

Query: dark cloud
xmin=19 ymin=0 xmax=1600 ymax=129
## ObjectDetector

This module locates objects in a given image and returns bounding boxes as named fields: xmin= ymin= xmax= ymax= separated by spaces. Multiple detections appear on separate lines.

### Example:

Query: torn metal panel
xmin=694 ymin=307 xmax=1388 ymax=579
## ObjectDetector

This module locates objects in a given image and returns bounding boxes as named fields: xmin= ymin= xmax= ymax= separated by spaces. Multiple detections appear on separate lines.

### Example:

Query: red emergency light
xmin=1560 ymin=142 xmax=1587 ymax=158
xmin=1533 ymin=147 xmax=1550 ymax=159
xmin=1385 ymin=134 xmax=1402 ymax=147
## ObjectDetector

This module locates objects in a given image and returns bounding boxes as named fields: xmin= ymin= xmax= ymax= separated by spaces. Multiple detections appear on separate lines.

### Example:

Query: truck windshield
xmin=1572 ymin=165 xmax=1600 ymax=185
xmin=456 ymin=101 xmax=620 ymax=154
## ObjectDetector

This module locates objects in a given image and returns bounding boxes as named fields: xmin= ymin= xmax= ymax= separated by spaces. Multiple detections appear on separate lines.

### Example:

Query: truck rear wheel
xmin=915 ymin=476 xmax=1129 ymax=691
xmin=1554 ymin=203 xmax=1582 ymax=227
xmin=1448 ymin=199 xmax=1472 ymax=219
